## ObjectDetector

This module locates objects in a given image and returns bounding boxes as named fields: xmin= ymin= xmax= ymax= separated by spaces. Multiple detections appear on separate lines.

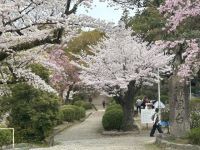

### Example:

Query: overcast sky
xmin=77 ymin=0 xmax=136 ymax=24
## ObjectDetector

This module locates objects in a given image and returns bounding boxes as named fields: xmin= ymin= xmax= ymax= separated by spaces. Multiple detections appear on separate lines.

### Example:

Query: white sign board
xmin=141 ymin=109 xmax=155 ymax=124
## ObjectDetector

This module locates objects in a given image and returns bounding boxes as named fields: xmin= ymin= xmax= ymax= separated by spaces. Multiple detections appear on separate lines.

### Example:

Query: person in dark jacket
xmin=102 ymin=100 xmax=106 ymax=108
xmin=150 ymin=108 xmax=163 ymax=137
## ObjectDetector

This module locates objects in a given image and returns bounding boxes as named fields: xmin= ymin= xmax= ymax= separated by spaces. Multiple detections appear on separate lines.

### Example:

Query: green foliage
xmin=191 ymin=113 xmax=200 ymax=129
xmin=57 ymin=110 xmax=64 ymax=125
xmin=102 ymin=103 xmax=123 ymax=130
xmin=160 ymin=95 xmax=168 ymax=104
xmin=106 ymin=103 xmax=122 ymax=113
xmin=65 ymin=30 xmax=105 ymax=56
xmin=0 ymin=84 xmax=60 ymax=143
xmin=61 ymin=105 xmax=86 ymax=122
xmin=0 ymin=125 xmax=12 ymax=148
xmin=29 ymin=63 xmax=50 ymax=83
xmin=72 ymin=92 xmax=88 ymax=102
xmin=73 ymin=100 xmax=92 ymax=110
xmin=190 ymin=99 xmax=200 ymax=129
xmin=129 ymin=7 xmax=166 ymax=42
xmin=161 ymin=111 xmax=169 ymax=122
xmin=187 ymin=128 xmax=200 ymax=145
xmin=102 ymin=109 xmax=123 ymax=131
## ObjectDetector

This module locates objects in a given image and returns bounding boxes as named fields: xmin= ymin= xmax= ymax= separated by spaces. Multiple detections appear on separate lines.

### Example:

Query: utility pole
xmin=158 ymin=68 xmax=161 ymax=119
xmin=190 ymin=80 xmax=192 ymax=100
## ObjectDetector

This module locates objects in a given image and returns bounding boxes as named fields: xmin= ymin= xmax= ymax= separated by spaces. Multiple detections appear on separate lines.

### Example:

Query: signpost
xmin=141 ymin=109 xmax=155 ymax=124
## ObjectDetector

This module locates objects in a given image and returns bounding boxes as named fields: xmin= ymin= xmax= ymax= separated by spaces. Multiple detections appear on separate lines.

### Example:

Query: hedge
xmin=102 ymin=109 xmax=123 ymax=130
xmin=61 ymin=105 xmax=86 ymax=122
xmin=73 ymin=100 xmax=92 ymax=110
xmin=190 ymin=99 xmax=200 ymax=129
xmin=188 ymin=128 xmax=200 ymax=145
xmin=105 ymin=103 xmax=122 ymax=113
xmin=0 ymin=125 xmax=12 ymax=148
xmin=102 ymin=103 xmax=123 ymax=130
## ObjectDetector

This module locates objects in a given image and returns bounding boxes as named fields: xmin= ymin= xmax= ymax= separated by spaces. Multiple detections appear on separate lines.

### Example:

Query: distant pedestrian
xmin=136 ymin=99 xmax=143 ymax=113
xmin=150 ymin=108 xmax=163 ymax=137
xmin=102 ymin=100 xmax=106 ymax=108
xmin=89 ymin=96 xmax=92 ymax=103
xmin=141 ymin=96 xmax=148 ymax=109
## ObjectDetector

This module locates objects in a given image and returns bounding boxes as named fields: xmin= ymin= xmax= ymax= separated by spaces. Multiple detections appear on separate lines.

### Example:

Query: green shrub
xmin=102 ymin=109 xmax=123 ymax=130
xmin=0 ymin=84 xmax=60 ymax=143
xmin=0 ymin=125 xmax=12 ymax=148
xmin=61 ymin=107 xmax=76 ymax=122
xmin=73 ymin=100 xmax=92 ymax=110
xmin=29 ymin=63 xmax=50 ymax=83
xmin=72 ymin=92 xmax=88 ymax=102
xmin=106 ymin=103 xmax=122 ymax=113
xmin=161 ymin=111 xmax=169 ymax=122
xmin=191 ymin=112 xmax=200 ymax=129
xmin=56 ymin=110 xmax=64 ymax=125
xmin=190 ymin=99 xmax=200 ymax=129
xmin=61 ymin=105 xmax=86 ymax=122
xmin=82 ymin=102 xmax=92 ymax=110
xmin=160 ymin=95 xmax=169 ymax=104
xmin=188 ymin=128 xmax=200 ymax=145
xmin=79 ymin=107 xmax=86 ymax=118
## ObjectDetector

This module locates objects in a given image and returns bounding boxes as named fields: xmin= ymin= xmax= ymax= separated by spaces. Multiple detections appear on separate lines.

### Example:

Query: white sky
xmin=77 ymin=0 xmax=136 ymax=24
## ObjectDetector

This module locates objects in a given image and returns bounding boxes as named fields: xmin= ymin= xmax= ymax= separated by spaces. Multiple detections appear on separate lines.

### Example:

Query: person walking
xmin=102 ymin=100 xmax=106 ymax=108
xmin=89 ymin=96 xmax=92 ymax=103
xmin=141 ymin=96 xmax=148 ymax=109
xmin=136 ymin=98 xmax=143 ymax=113
xmin=150 ymin=108 xmax=163 ymax=137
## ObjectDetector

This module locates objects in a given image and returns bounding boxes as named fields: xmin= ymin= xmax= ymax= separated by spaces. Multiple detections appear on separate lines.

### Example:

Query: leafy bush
xmin=0 ymin=125 xmax=12 ymax=148
xmin=191 ymin=112 xmax=200 ymax=129
xmin=61 ymin=105 xmax=86 ymax=122
xmin=61 ymin=107 xmax=76 ymax=122
xmin=102 ymin=109 xmax=123 ymax=130
xmin=161 ymin=111 xmax=169 ymax=122
xmin=73 ymin=100 xmax=92 ymax=110
xmin=0 ymin=84 xmax=60 ymax=143
xmin=160 ymin=95 xmax=169 ymax=104
xmin=29 ymin=63 xmax=50 ymax=83
xmin=56 ymin=110 xmax=64 ymax=125
xmin=102 ymin=103 xmax=123 ymax=130
xmin=187 ymin=128 xmax=200 ymax=145
xmin=106 ymin=103 xmax=122 ymax=113
xmin=190 ymin=99 xmax=200 ymax=129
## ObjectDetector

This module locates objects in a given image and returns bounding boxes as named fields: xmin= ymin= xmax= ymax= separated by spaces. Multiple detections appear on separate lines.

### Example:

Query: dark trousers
xmin=137 ymin=106 xmax=141 ymax=113
xmin=150 ymin=124 xmax=163 ymax=136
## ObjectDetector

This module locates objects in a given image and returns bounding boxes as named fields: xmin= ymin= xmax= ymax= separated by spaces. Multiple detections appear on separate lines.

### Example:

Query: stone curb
xmin=155 ymin=136 xmax=200 ymax=150
xmin=102 ymin=130 xmax=140 ymax=136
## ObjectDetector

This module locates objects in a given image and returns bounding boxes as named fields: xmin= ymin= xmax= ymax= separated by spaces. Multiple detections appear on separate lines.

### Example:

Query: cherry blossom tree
xmin=42 ymin=48 xmax=79 ymax=103
xmin=157 ymin=0 xmax=200 ymax=137
xmin=72 ymin=24 xmax=172 ymax=130
xmin=0 ymin=0 xmax=114 ymax=95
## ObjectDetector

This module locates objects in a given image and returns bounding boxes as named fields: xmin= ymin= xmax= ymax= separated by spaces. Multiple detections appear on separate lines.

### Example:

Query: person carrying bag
xmin=150 ymin=108 xmax=163 ymax=137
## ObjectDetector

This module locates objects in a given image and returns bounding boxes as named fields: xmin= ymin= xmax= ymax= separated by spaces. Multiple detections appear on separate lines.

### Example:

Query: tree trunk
xmin=64 ymin=84 xmax=74 ymax=104
xmin=169 ymin=75 xmax=190 ymax=137
xmin=121 ymin=80 xmax=138 ymax=131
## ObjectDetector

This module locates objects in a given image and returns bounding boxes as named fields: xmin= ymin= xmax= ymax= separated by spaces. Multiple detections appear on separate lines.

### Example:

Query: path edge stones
xmin=155 ymin=134 xmax=200 ymax=150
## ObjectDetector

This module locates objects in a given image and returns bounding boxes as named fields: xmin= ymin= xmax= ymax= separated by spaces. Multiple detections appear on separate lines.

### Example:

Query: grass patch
xmin=169 ymin=138 xmax=189 ymax=144
xmin=145 ymin=143 xmax=161 ymax=150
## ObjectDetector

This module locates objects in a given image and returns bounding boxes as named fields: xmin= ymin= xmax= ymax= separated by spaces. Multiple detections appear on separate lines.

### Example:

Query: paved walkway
xmin=32 ymin=95 xmax=158 ymax=150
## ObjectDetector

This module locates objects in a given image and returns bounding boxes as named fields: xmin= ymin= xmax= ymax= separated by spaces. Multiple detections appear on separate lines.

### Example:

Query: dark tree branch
xmin=0 ymin=27 xmax=64 ymax=62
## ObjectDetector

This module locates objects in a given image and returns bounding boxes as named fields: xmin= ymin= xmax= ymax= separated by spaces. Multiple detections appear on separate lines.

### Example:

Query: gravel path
xmin=32 ymin=95 xmax=158 ymax=150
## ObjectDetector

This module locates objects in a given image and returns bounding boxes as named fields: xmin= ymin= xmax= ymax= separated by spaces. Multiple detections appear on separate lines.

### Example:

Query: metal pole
xmin=12 ymin=128 xmax=14 ymax=149
xmin=158 ymin=68 xmax=161 ymax=119
xmin=190 ymin=80 xmax=192 ymax=100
